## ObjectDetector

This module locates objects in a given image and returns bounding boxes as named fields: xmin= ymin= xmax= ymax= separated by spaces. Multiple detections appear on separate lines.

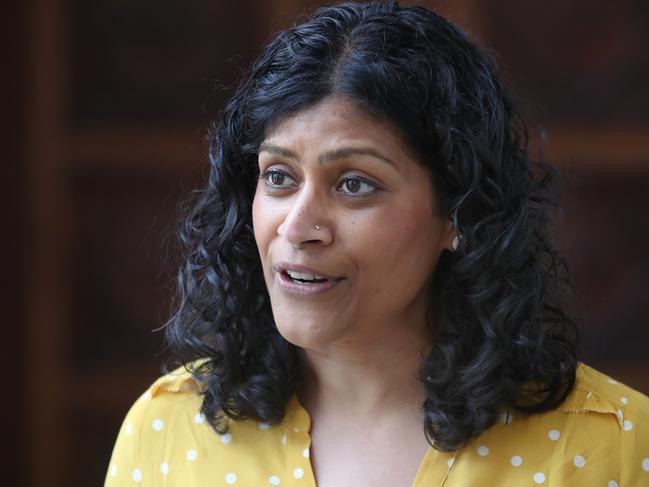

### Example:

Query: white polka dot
xmin=573 ymin=455 xmax=586 ymax=468
xmin=621 ymin=396 xmax=628 ymax=405
xmin=447 ymin=458 xmax=455 ymax=468
xmin=125 ymin=423 xmax=133 ymax=436
xmin=160 ymin=462 xmax=169 ymax=475
xmin=608 ymin=378 xmax=618 ymax=384
xmin=642 ymin=458 xmax=649 ymax=472
xmin=110 ymin=465 xmax=117 ymax=477
xmin=293 ymin=427 xmax=300 ymax=432
xmin=225 ymin=472 xmax=237 ymax=484
xmin=194 ymin=413 xmax=206 ymax=424
xmin=281 ymin=434 xmax=287 ymax=445
xmin=187 ymin=449 xmax=198 ymax=461
xmin=608 ymin=481 xmax=619 ymax=487
xmin=221 ymin=433 xmax=232 ymax=444
xmin=511 ymin=456 xmax=523 ymax=467
xmin=623 ymin=419 xmax=633 ymax=431
xmin=259 ymin=422 xmax=270 ymax=430
xmin=548 ymin=429 xmax=560 ymax=441
xmin=132 ymin=468 xmax=142 ymax=482
xmin=477 ymin=446 xmax=490 ymax=456
xmin=303 ymin=448 xmax=310 ymax=458
xmin=533 ymin=472 xmax=545 ymax=484
xmin=152 ymin=419 xmax=164 ymax=431
xmin=294 ymin=467 xmax=304 ymax=479
xmin=269 ymin=475 xmax=281 ymax=485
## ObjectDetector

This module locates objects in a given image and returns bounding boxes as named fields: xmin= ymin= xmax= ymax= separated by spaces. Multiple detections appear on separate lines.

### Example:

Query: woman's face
xmin=252 ymin=96 xmax=454 ymax=350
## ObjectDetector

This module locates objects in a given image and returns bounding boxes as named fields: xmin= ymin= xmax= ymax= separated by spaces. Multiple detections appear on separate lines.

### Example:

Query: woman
xmin=105 ymin=2 xmax=649 ymax=486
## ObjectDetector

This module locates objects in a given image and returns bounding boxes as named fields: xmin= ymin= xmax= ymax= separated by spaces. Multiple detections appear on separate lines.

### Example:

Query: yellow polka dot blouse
xmin=105 ymin=363 xmax=649 ymax=486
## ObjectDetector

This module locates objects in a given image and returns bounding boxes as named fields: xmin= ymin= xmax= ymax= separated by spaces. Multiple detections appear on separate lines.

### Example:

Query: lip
xmin=273 ymin=261 xmax=344 ymax=296
xmin=273 ymin=262 xmax=343 ymax=281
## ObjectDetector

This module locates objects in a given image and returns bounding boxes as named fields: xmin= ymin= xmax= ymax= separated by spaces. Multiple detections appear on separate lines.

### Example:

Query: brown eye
xmin=344 ymin=178 xmax=361 ymax=193
xmin=270 ymin=172 xmax=285 ymax=185
xmin=337 ymin=176 xmax=377 ymax=196
xmin=261 ymin=169 xmax=295 ymax=189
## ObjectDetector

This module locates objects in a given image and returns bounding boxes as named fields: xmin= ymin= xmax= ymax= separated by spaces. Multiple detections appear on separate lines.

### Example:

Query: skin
xmin=252 ymin=96 xmax=455 ymax=487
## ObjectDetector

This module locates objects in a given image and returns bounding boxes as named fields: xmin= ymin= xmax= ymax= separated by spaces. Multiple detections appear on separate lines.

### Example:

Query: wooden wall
xmin=14 ymin=1 xmax=649 ymax=485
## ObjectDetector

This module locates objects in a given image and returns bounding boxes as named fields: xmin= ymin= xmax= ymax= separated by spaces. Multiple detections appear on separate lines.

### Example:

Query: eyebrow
xmin=258 ymin=142 xmax=398 ymax=169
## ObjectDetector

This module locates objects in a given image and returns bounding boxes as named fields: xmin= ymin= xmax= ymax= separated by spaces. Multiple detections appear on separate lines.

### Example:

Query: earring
xmin=452 ymin=235 xmax=460 ymax=251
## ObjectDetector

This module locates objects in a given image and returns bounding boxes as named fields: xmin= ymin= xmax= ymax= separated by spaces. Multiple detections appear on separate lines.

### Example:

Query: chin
xmin=273 ymin=316 xmax=338 ymax=350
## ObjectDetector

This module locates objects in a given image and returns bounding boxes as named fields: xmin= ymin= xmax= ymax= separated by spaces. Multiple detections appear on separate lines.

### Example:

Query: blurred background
xmin=3 ymin=0 xmax=648 ymax=485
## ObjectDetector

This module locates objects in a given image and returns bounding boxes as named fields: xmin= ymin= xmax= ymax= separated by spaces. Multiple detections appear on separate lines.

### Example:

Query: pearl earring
xmin=452 ymin=235 xmax=460 ymax=251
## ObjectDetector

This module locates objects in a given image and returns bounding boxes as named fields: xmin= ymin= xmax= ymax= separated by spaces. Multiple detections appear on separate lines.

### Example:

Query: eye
xmin=260 ymin=169 xmax=297 ymax=189
xmin=336 ymin=176 xmax=378 ymax=196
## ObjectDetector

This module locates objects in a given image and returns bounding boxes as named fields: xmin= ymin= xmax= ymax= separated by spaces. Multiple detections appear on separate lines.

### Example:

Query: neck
xmin=298 ymin=324 xmax=432 ymax=421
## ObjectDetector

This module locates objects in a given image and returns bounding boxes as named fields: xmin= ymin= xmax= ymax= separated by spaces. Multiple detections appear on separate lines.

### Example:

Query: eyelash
xmin=259 ymin=169 xmax=378 ymax=196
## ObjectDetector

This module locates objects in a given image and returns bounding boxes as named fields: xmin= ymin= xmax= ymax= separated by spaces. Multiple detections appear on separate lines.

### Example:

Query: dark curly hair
xmin=165 ymin=0 xmax=579 ymax=452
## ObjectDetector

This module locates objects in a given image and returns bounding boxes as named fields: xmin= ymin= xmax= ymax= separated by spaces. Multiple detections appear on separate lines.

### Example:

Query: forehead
xmin=261 ymin=96 xmax=409 ymax=155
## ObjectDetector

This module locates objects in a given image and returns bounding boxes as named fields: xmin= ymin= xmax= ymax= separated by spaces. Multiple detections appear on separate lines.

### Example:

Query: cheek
xmin=352 ymin=204 xmax=440 ymax=292
xmin=252 ymin=189 xmax=273 ymax=255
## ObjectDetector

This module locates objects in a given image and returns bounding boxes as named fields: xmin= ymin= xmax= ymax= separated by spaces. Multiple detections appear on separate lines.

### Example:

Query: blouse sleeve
xmin=104 ymin=390 xmax=150 ymax=486
xmin=620 ymin=389 xmax=649 ymax=486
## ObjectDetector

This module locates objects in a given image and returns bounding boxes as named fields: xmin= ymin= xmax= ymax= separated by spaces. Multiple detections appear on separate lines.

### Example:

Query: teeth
xmin=286 ymin=269 xmax=325 ymax=281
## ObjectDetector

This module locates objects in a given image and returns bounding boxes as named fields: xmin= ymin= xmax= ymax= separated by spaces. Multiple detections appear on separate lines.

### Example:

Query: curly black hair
xmin=165 ymin=0 xmax=579 ymax=452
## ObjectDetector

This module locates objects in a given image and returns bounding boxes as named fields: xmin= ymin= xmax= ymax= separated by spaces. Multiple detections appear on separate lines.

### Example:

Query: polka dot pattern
xmin=105 ymin=363 xmax=649 ymax=487
xmin=152 ymin=419 xmax=164 ymax=431
xmin=642 ymin=458 xmax=649 ymax=472
xmin=132 ymin=468 xmax=142 ymax=483
xmin=477 ymin=446 xmax=489 ymax=457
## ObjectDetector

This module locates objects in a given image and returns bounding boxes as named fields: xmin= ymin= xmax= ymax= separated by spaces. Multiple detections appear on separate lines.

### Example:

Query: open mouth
xmin=282 ymin=269 xmax=329 ymax=284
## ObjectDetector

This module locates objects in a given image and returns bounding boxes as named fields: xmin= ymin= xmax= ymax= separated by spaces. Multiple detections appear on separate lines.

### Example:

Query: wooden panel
xmin=484 ymin=0 xmax=649 ymax=121
xmin=67 ymin=0 xmax=264 ymax=124
xmin=65 ymin=167 xmax=200 ymax=368
xmin=555 ymin=167 xmax=649 ymax=393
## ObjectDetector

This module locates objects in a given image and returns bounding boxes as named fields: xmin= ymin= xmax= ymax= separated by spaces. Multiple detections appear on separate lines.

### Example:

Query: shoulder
xmin=121 ymin=365 xmax=206 ymax=433
xmin=559 ymin=362 xmax=649 ymax=425
xmin=105 ymin=364 xmax=305 ymax=486
xmin=456 ymin=362 xmax=649 ymax=485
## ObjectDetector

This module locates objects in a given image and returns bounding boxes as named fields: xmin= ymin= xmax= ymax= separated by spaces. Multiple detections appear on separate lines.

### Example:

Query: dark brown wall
xmin=16 ymin=1 xmax=649 ymax=485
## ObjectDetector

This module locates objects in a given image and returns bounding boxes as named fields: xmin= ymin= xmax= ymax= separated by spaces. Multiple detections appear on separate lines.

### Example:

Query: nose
xmin=277 ymin=184 xmax=333 ymax=248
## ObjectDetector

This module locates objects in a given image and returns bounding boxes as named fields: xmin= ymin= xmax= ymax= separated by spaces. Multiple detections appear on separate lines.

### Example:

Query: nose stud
xmin=314 ymin=224 xmax=321 ymax=230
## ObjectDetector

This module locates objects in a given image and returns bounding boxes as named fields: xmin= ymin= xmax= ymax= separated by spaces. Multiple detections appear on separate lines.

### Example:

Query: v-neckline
xmin=285 ymin=394 xmax=457 ymax=487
